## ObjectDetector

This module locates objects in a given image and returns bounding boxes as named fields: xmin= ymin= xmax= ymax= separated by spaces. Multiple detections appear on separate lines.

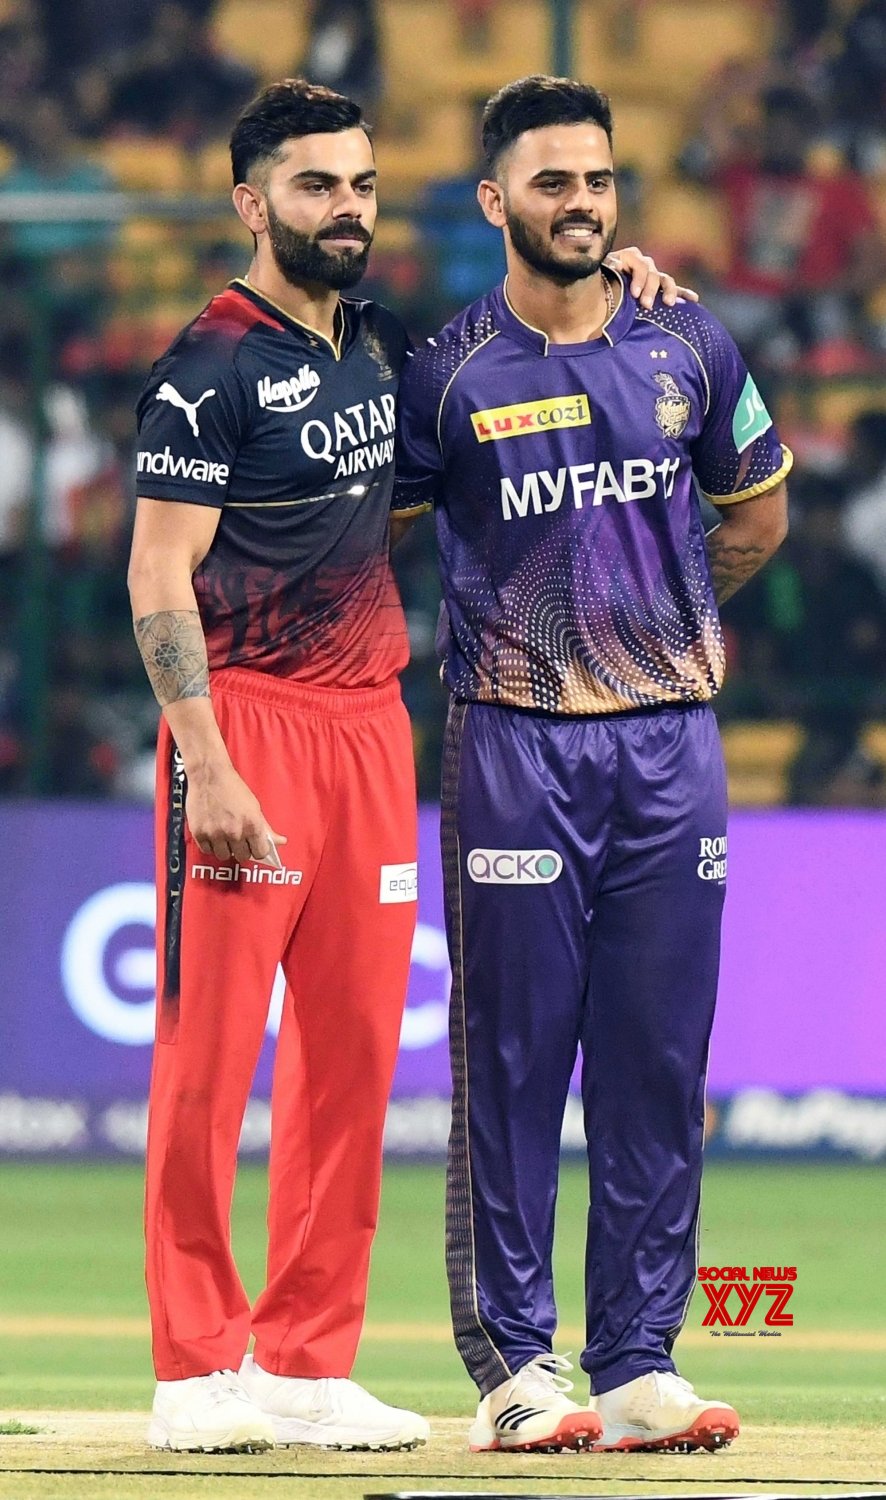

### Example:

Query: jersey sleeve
xmin=392 ymin=345 xmax=443 ymax=516
xmin=690 ymin=315 xmax=792 ymax=506
xmin=135 ymin=324 xmax=251 ymax=508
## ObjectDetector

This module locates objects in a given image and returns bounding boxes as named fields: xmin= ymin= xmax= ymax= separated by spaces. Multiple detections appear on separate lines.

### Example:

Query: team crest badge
xmin=362 ymin=325 xmax=394 ymax=381
xmin=653 ymin=372 xmax=691 ymax=438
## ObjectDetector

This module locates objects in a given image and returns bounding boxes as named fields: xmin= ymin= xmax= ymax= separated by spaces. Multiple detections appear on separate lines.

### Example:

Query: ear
xmin=477 ymin=178 xmax=506 ymax=229
xmin=233 ymin=182 xmax=266 ymax=237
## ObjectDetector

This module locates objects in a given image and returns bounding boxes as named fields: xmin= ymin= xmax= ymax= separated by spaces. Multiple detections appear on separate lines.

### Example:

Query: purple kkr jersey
xmin=394 ymin=274 xmax=792 ymax=715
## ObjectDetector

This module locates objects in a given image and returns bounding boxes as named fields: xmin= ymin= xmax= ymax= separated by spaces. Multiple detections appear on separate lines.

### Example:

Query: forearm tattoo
xmin=706 ymin=529 xmax=771 ymax=605
xmin=134 ymin=610 xmax=210 ymax=705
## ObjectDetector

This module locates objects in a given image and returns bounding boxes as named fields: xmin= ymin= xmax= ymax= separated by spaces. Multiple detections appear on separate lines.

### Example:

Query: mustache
xmin=316 ymin=220 xmax=372 ymax=246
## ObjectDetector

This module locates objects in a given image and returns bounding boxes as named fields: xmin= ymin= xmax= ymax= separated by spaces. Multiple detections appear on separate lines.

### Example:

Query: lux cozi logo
xmin=471 ymin=394 xmax=591 ymax=443
xmin=698 ymin=1266 xmax=796 ymax=1327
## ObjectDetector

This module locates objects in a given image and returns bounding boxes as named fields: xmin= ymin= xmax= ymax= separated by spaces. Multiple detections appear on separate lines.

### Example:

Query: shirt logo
xmin=470 ymin=394 xmax=591 ymax=443
xmin=156 ymin=382 xmax=216 ymax=437
xmin=379 ymin=862 xmax=418 ymax=903
xmin=733 ymin=373 xmax=773 ymax=454
xmin=257 ymin=366 xmax=321 ymax=413
xmin=653 ymin=372 xmax=691 ymax=439
xmin=137 ymin=448 xmax=229 ymax=485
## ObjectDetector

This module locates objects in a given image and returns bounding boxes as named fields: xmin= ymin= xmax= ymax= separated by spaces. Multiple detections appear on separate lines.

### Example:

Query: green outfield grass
xmin=1 ymin=1159 xmax=885 ymax=1430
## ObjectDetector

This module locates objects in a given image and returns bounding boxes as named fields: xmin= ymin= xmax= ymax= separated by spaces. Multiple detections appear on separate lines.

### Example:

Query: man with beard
xmin=129 ymin=78 xmax=428 ymax=1454
xmin=129 ymin=75 xmax=701 ymax=1456
xmin=394 ymin=76 xmax=791 ymax=1455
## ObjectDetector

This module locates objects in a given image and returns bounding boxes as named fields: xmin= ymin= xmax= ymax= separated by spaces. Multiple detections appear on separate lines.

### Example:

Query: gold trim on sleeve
xmin=703 ymin=445 xmax=794 ymax=506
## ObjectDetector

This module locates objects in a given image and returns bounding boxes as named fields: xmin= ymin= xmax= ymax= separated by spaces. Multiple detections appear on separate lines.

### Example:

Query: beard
xmin=505 ymin=204 xmax=617 ymax=285
xmin=265 ymin=200 xmax=372 ymax=290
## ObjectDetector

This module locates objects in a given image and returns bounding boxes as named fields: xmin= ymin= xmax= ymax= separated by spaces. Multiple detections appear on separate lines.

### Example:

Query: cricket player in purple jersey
xmin=394 ymin=77 xmax=791 ymax=1455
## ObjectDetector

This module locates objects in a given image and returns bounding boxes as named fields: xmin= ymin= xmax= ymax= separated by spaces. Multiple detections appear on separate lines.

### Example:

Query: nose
xmin=332 ymin=182 xmax=365 ymax=219
xmin=561 ymin=181 xmax=599 ymax=216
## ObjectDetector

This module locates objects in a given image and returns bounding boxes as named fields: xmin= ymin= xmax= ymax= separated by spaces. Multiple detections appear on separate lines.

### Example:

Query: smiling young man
xmin=394 ymin=76 xmax=791 ymax=1454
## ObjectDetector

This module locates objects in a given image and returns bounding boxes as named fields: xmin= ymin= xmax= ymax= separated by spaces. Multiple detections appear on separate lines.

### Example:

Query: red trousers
xmin=146 ymin=668 xmax=417 ymax=1381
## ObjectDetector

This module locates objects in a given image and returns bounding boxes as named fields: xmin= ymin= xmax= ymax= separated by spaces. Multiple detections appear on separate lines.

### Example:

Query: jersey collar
xmin=230 ymin=278 xmax=347 ymax=359
xmin=493 ymin=269 xmax=635 ymax=356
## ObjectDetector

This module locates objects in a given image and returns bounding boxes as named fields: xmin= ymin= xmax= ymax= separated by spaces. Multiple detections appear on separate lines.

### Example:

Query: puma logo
xmin=156 ymin=382 xmax=216 ymax=437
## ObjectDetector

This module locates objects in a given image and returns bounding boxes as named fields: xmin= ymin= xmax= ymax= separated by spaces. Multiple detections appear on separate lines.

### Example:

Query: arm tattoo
xmin=705 ymin=528 xmax=770 ymax=605
xmin=134 ymin=610 xmax=210 ymax=706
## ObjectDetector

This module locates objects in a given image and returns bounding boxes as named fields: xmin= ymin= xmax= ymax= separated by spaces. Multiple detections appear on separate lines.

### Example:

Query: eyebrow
xmin=289 ymin=168 xmax=378 ymax=186
xmin=529 ymin=167 xmax=614 ymax=184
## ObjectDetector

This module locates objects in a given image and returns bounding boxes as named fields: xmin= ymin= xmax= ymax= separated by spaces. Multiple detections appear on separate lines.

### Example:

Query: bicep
xmin=710 ymin=479 xmax=788 ymax=546
xmin=128 ymin=497 xmax=222 ymax=604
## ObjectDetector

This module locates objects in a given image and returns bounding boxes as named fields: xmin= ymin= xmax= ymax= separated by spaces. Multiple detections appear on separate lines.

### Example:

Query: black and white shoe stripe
xmin=496 ymin=1403 xmax=549 ymax=1432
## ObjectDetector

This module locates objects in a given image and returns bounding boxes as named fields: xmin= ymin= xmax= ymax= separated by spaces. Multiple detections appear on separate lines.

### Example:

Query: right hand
xmin=185 ymin=762 xmax=287 ymax=865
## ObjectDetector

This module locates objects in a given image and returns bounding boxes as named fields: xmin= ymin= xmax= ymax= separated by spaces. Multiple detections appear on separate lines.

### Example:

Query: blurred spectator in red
xmin=299 ymin=0 xmax=380 ymax=116
xmin=697 ymin=86 xmax=884 ymax=367
xmin=104 ymin=2 xmax=257 ymax=148
xmin=451 ymin=0 xmax=497 ymax=48
xmin=842 ymin=409 xmax=886 ymax=595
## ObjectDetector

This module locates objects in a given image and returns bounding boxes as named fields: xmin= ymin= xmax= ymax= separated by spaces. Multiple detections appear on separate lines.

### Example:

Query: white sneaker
xmin=239 ymin=1353 xmax=430 ymax=1450
xmin=468 ymin=1353 xmax=602 ymax=1452
xmin=148 ymin=1369 xmax=276 ymax=1452
xmin=594 ymin=1370 xmax=740 ymax=1452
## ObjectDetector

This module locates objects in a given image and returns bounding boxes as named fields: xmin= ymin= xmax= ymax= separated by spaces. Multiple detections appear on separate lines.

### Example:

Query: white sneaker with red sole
xmin=593 ymin=1371 xmax=739 ymax=1452
xmin=469 ymin=1353 xmax=602 ymax=1452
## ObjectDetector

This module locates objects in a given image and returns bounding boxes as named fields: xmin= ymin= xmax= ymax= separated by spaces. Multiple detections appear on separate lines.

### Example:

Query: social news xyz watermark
xmin=698 ymin=1265 xmax=797 ymax=1336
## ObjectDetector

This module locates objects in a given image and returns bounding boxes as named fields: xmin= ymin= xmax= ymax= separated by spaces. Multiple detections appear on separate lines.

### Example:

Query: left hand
xmin=605 ymin=247 xmax=699 ymax=310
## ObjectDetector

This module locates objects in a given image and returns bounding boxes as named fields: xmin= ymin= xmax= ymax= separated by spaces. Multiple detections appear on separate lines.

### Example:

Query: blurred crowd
xmin=0 ymin=0 xmax=884 ymax=803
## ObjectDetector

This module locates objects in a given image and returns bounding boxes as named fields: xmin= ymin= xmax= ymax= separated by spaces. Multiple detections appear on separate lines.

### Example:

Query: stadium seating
xmin=212 ymin=0 xmax=307 ymax=78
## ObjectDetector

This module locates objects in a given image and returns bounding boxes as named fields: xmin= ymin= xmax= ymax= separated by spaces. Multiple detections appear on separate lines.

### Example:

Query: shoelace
xmin=516 ymin=1352 xmax=575 ymax=1400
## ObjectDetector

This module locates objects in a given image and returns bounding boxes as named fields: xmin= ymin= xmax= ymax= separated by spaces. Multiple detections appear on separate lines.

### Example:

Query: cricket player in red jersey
xmin=129 ymin=80 xmax=429 ymax=1454
xmin=128 ymin=73 xmax=694 ymax=1457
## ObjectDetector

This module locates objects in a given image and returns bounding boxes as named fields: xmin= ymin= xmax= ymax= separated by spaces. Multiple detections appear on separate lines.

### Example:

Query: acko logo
xmin=698 ymin=1265 xmax=796 ymax=1333
xmin=467 ymin=849 xmax=563 ymax=885
xmin=471 ymin=394 xmax=591 ymax=443
xmin=380 ymin=861 xmax=418 ymax=903
xmin=697 ymin=835 xmax=727 ymax=882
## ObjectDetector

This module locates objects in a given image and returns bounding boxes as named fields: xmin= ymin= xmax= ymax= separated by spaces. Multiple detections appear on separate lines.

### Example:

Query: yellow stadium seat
xmin=721 ymin=720 xmax=802 ymax=806
xmin=452 ymin=0 xmax=551 ymax=96
xmin=374 ymin=101 xmax=473 ymax=193
xmin=610 ymin=100 xmax=684 ymax=177
xmin=379 ymin=0 xmax=458 ymax=101
xmin=645 ymin=179 xmax=730 ymax=273
xmin=212 ymin=0 xmax=306 ymax=79
xmin=93 ymin=138 xmax=188 ymax=193
xmin=579 ymin=0 xmax=771 ymax=102
xmin=863 ymin=723 xmax=886 ymax=770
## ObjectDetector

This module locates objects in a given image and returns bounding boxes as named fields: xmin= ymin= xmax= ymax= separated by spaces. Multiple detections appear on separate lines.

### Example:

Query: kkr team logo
xmin=467 ymin=849 xmax=563 ymax=885
xmin=699 ymin=1265 xmax=796 ymax=1332
xmin=653 ymin=372 xmax=691 ymax=439
xmin=471 ymin=395 xmax=591 ymax=443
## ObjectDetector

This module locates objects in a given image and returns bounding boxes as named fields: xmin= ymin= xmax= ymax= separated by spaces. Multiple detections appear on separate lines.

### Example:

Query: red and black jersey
xmin=136 ymin=280 xmax=417 ymax=687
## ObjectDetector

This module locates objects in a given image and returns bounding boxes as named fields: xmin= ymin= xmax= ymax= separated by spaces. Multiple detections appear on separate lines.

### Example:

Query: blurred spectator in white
xmin=299 ymin=0 xmax=380 ymax=116
xmin=842 ymin=409 xmax=886 ymax=594
xmin=104 ymin=2 xmax=257 ymax=147
xmin=687 ymin=84 xmax=884 ymax=370
xmin=42 ymin=385 xmax=124 ymax=554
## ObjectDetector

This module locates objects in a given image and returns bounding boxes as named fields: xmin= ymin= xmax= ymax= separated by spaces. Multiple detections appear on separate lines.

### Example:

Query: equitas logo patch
xmin=471 ymin=395 xmax=591 ymax=443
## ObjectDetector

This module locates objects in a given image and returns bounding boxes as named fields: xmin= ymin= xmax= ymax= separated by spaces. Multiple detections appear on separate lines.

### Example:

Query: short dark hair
xmin=481 ymin=75 xmax=613 ymax=174
xmin=230 ymin=78 xmax=368 ymax=187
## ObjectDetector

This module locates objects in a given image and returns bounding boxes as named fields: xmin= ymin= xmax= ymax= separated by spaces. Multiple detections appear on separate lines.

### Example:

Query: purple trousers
xmin=441 ymin=699 xmax=728 ymax=1396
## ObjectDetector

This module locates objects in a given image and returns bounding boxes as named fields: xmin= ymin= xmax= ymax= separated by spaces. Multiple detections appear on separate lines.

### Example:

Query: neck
xmin=504 ymin=261 xmax=617 ymax=344
xmin=243 ymin=255 xmax=341 ymax=342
